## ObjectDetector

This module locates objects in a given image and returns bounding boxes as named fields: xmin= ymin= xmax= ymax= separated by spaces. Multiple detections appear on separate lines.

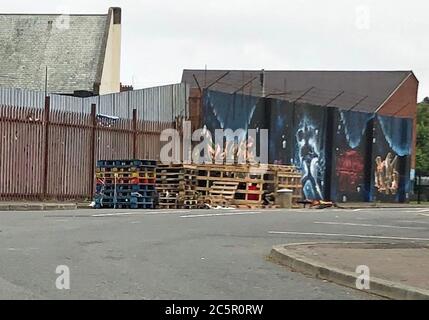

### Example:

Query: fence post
xmin=42 ymin=96 xmax=50 ymax=200
xmin=89 ymin=104 xmax=97 ymax=198
xmin=132 ymin=108 xmax=137 ymax=159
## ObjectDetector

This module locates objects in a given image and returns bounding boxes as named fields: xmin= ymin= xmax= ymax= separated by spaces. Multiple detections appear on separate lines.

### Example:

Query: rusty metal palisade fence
xmin=0 ymin=84 xmax=189 ymax=201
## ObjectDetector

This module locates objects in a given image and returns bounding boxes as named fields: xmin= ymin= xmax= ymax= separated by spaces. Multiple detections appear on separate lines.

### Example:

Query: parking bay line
xmin=181 ymin=211 xmax=261 ymax=218
xmin=398 ymin=220 xmax=429 ymax=225
xmin=92 ymin=210 xmax=190 ymax=217
xmin=313 ymin=221 xmax=426 ymax=230
xmin=268 ymin=231 xmax=429 ymax=241
xmin=404 ymin=209 xmax=429 ymax=213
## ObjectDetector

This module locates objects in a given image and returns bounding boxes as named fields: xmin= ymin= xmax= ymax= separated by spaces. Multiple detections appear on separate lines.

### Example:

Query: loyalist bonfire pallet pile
xmin=93 ymin=160 xmax=302 ymax=209
xmin=155 ymin=164 xmax=199 ymax=209
xmin=94 ymin=159 xmax=157 ymax=209
xmin=195 ymin=164 xmax=302 ymax=209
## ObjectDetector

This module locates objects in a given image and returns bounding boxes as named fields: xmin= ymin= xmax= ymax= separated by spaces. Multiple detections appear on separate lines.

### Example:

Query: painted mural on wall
xmin=336 ymin=150 xmax=365 ymax=192
xmin=292 ymin=103 xmax=327 ymax=200
xmin=202 ymin=90 xmax=265 ymax=162
xmin=374 ymin=153 xmax=399 ymax=195
xmin=201 ymin=90 xmax=413 ymax=203
xmin=331 ymin=110 xmax=374 ymax=202
xmin=268 ymin=99 xmax=294 ymax=165
xmin=372 ymin=115 xmax=412 ymax=202
xmin=203 ymin=90 xmax=262 ymax=134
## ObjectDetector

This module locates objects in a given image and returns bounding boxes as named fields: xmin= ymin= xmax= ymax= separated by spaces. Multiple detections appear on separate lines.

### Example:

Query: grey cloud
xmin=2 ymin=0 xmax=428 ymax=100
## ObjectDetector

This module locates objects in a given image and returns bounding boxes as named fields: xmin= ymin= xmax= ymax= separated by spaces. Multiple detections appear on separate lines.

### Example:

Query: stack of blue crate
xmin=94 ymin=159 xmax=157 ymax=209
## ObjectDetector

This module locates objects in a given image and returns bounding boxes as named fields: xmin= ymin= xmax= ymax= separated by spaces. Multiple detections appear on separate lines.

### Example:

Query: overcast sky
xmin=3 ymin=0 xmax=428 ymax=100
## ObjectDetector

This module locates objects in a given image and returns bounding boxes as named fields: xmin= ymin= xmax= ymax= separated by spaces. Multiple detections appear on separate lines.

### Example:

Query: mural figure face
xmin=375 ymin=156 xmax=382 ymax=166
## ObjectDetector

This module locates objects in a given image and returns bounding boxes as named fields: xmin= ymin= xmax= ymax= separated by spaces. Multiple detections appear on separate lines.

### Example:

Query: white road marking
xmin=92 ymin=212 xmax=140 ymax=217
xmin=418 ymin=213 xmax=429 ymax=217
xmin=313 ymin=221 xmax=426 ymax=230
xmin=268 ymin=231 xmax=429 ymax=241
xmin=403 ymin=209 xmax=429 ymax=213
xmin=398 ymin=220 xmax=429 ymax=225
xmin=289 ymin=209 xmax=365 ymax=213
xmin=92 ymin=210 xmax=190 ymax=217
xmin=286 ymin=209 xmax=327 ymax=213
xmin=2 ymin=247 xmax=38 ymax=252
xmin=181 ymin=211 xmax=260 ymax=218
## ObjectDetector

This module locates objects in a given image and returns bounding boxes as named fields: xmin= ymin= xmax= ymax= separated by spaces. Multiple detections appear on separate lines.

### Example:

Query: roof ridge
xmin=183 ymin=69 xmax=412 ymax=73
xmin=182 ymin=70 xmax=417 ymax=113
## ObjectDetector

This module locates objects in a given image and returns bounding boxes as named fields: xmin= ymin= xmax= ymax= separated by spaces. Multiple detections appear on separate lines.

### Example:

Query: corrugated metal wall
xmin=0 ymin=83 xmax=189 ymax=118
xmin=0 ymin=83 xmax=189 ymax=200
xmin=0 ymin=87 xmax=45 ymax=109
xmin=93 ymin=83 xmax=189 ymax=120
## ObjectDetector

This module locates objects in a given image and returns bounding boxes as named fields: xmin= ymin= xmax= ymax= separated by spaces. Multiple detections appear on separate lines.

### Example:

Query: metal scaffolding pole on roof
xmin=292 ymin=86 xmax=315 ymax=103
xmin=323 ymin=90 xmax=345 ymax=107
xmin=349 ymin=95 xmax=368 ymax=111
xmin=206 ymin=71 xmax=230 ymax=90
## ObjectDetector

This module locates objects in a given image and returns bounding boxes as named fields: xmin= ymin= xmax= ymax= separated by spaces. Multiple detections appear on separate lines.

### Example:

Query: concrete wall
xmin=99 ymin=8 xmax=121 ymax=95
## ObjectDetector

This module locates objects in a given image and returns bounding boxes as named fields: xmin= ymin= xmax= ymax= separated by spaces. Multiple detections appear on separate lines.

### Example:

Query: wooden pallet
xmin=195 ymin=163 xmax=302 ymax=208
xmin=158 ymin=204 xmax=178 ymax=209
xmin=182 ymin=199 xmax=198 ymax=209
xmin=207 ymin=181 xmax=239 ymax=206
xmin=154 ymin=162 xmax=303 ymax=209
xmin=196 ymin=164 xmax=265 ymax=195
xmin=274 ymin=169 xmax=303 ymax=207
xmin=95 ymin=159 xmax=157 ymax=209
xmin=158 ymin=191 xmax=178 ymax=208
xmin=156 ymin=164 xmax=198 ymax=209
xmin=196 ymin=164 xmax=269 ymax=207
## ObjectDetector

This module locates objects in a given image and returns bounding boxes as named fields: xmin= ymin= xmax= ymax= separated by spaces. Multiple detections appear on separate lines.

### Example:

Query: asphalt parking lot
xmin=1 ymin=207 xmax=428 ymax=299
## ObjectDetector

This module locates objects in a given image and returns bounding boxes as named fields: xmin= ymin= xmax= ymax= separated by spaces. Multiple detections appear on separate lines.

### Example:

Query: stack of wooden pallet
xmin=156 ymin=164 xmax=182 ymax=209
xmin=195 ymin=163 xmax=302 ymax=208
xmin=195 ymin=164 xmax=268 ymax=208
xmin=94 ymin=161 xmax=302 ymax=209
xmin=156 ymin=164 xmax=198 ymax=209
xmin=180 ymin=165 xmax=199 ymax=209
xmin=269 ymin=164 xmax=303 ymax=206
xmin=94 ymin=159 xmax=157 ymax=209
